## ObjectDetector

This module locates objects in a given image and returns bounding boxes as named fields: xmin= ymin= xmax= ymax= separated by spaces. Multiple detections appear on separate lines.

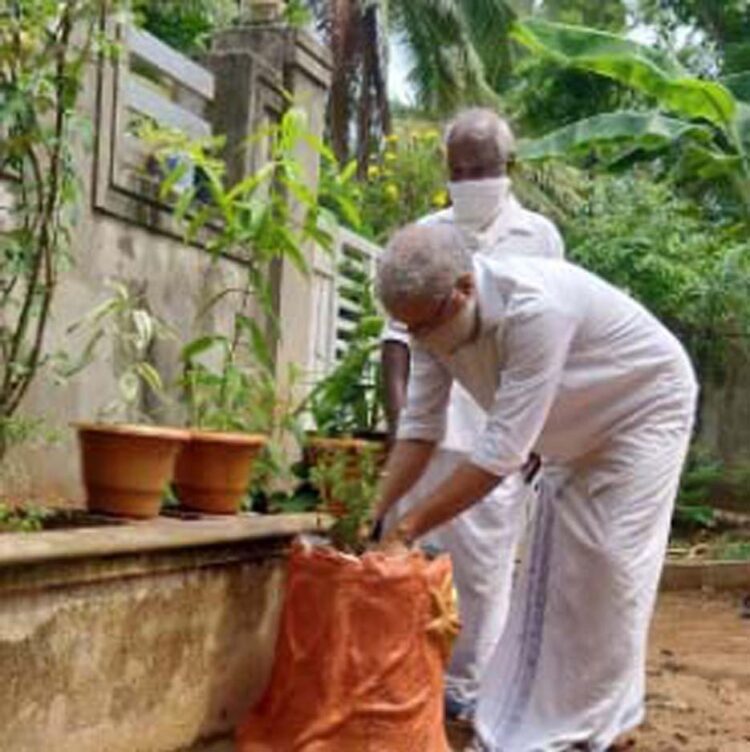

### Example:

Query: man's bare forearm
xmin=381 ymin=340 xmax=410 ymax=438
xmin=374 ymin=439 xmax=435 ymax=520
xmin=392 ymin=462 xmax=503 ymax=542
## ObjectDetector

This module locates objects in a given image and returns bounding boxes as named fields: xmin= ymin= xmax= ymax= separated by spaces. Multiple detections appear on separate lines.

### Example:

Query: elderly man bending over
xmin=382 ymin=108 xmax=564 ymax=723
xmin=374 ymin=223 xmax=697 ymax=752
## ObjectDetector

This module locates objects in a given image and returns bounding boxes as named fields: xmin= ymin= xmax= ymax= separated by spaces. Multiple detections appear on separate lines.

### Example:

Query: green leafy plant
xmin=144 ymin=107 xmax=348 ymax=513
xmin=716 ymin=539 xmax=750 ymax=561
xmin=309 ymin=446 xmax=380 ymax=553
xmin=0 ymin=0 xmax=121 ymax=458
xmin=673 ymin=443 xmax=748 ymax=532
xmin=566 ymin=173 xmax=750 ymax=373
xmin=305 ymin=281 xmax=385 ymax=437
xmin=142 ymin=106 xmax=339 ymax=432
xmin=512 ymin=17 xmax=750 ymax=220
xmin=673 ymin=442 xmax=750 ymax=532
xmin=283 ymin=0 xmax=312 ymax=28
xmin=0 ymin=416 xmax=61 ymax=504
xmin=132 ymin=0 xmax=237 ymax=54
xmin=246 ymin=365 xmax=310 ymax=509
xmin=57 ymin=281 xmax=173 ymax=423
xmin=0 ymin=502 xmax=52 ymax=533
xmin=145 ymin=106 xmax=337 ymax=275
xmin=180 ymin=325 xmax=275 ymax=434
xmin=672 ymin=501 xmax=716 ymax=532
xmin=323 ymin=125 xmax=448 ymax=243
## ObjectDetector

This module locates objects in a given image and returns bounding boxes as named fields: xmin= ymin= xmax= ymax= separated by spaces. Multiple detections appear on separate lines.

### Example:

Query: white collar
xmin=481 ymin=195 xmax=536 ymax=238
xmin=434 ymin=194 xmax=536 ymax=241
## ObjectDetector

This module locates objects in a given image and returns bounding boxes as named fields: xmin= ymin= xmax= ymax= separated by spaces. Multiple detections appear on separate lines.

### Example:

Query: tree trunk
xmin=328 ymin=0 xmax=359 ymax=164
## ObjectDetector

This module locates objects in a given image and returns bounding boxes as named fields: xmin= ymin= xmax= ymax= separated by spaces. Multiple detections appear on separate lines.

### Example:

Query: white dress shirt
xmin=398 ymin=255 xmax=698 ymax=477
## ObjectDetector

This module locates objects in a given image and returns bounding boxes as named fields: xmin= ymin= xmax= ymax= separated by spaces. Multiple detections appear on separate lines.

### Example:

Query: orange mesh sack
xmin=237 ymin=540 xmax=458 ymax=752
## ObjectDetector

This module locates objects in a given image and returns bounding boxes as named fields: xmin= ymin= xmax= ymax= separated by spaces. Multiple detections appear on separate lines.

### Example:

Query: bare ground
xmin=448 ymin=590 xmax=750 ymax=751
xmin=630 ymin=590 xmax=750 ymax=752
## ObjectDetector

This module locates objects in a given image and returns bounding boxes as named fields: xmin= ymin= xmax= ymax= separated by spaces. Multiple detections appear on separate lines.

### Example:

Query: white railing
xmin=308 ymin=226 xmax=382 ymax=378
xmin=94 ymin=23 xmax=220 ymax=228
xmin=118 ymin=26 xmax=216 ymax=181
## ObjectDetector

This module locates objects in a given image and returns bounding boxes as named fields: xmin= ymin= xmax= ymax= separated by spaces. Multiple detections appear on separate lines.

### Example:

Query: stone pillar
xmin=239 ymin=0 xmax=287 ymax=23
xmin=207 ymin=25 xmax=332 ymax=383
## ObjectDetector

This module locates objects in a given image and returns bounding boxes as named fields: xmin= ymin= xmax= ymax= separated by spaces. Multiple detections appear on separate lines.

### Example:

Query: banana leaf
xmin=511 ymin=18 xmax=737 ymax=129
xmin=677 ymin=143 xmax=744 ymax=181
xmin=722 ymin=72 xmax=750 ymax=104
xmin=518 ymin=110 xmax=712 ymax=162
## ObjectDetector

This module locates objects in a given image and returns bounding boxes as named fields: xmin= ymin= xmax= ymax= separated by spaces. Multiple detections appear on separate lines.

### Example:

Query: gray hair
xmin=376 ymin=223 xmax=472 ymax=314
xmin=445 ymin=108 xmax=516 ymax=163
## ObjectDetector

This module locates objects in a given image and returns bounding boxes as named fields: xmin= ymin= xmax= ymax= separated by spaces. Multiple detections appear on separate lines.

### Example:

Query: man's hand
xmin=376 ymin=537 xmax=411 ymax=556
xmin=376 ymin=518 xmax=414 ymax=555
xmin=373 ymin=439 xmax=436 ymax=522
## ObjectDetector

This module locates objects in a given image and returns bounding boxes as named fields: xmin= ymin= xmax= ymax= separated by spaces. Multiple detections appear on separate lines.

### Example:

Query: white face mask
xmin=417 ymin=296 xmax=478 ymax=357
xmin=447 ymin=177 xmax=511 ymax=232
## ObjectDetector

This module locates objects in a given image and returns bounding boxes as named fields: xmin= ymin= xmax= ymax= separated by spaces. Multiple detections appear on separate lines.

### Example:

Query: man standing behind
xmin=380 ymin=108 xmax=564 ymax=721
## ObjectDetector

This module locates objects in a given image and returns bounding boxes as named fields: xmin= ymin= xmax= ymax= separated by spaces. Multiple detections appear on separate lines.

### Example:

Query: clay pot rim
xmin=306 ymin=436 xmax=382 ymax=451
xmin=186 ymin=429 xmax=268 ymax=446
xmin=73 ymin=422 xmax=191 ymax=441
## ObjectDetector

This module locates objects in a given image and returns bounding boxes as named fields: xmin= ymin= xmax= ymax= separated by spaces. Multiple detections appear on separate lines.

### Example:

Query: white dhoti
xmin=388 ymin=447 xmax=532 ymax=706
xmin=475 ymin=415 xmax=693 ymax=751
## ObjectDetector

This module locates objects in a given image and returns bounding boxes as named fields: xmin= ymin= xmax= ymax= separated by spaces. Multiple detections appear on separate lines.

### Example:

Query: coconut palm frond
xmin=393 ymin=0 xmax=505 ymax=114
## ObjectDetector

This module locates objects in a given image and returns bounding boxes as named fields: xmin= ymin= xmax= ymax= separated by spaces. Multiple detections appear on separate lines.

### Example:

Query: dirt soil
xmin=630 ymin=590 xmax=750 ymax=752
xmin=448 ymin=590 xmax=750 ymax=752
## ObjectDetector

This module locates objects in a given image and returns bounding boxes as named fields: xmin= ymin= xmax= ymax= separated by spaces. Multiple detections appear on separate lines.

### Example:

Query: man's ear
xmin=455 ymin=273 xmax=476 ymax=297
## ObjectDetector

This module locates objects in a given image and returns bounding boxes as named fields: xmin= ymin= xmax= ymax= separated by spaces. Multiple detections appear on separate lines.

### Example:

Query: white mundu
xmin=384 ymin=191 xmax=564 ymax=708
xmin=398 ymin=254 xmax=698 ymax=751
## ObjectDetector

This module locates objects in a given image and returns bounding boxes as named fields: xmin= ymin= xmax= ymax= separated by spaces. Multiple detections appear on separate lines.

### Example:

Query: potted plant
xmin=303 ymin=278 xmax=387 ymax=485
xmin=143 ymin=108 xmax=337 ymax=514
xmin=63 ymin=282 xmax=189 ymax=519
xmin=172 ymin=325 xmax=271 ymax=515
xmin=307 ymin=439 xmax=381 ymax=552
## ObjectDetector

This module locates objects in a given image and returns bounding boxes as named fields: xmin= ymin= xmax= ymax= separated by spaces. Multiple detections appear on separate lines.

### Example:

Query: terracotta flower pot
xmin=305 ymin=436 xmax=386 ymax=517
xmin=173 ymin=431 xmax=268 ymax=514
xmin=305 ymin=435 xmax=386 ymax=470
xmin=75 ymin=423 xmax=190 ymax=519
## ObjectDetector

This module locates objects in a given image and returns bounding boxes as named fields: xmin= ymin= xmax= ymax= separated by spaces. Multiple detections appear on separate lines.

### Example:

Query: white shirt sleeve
xmin=471 ymin=306 xmax=576 ymax=477
xmin=381 ymin=318 xmax=411 ymax=346
xmin=545 ymin=222 xmax=565 ymax=260
xmin=396 ymin=343 xmax=452 ymax=443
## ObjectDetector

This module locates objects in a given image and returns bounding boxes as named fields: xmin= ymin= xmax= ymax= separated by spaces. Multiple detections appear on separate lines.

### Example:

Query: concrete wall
xmin=0 ymin=515 xmax=317 ymax=752
xmin=698 ymin=345 xmax=750 ymax=466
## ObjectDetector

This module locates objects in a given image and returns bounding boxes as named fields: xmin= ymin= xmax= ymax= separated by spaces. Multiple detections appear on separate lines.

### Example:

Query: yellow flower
xmin=385 ymin=133 xmax=399 ymax=144
xmin=424 ymin=129 xmax=440 ymax=141
xmin=431 ymin=189 xmax=449 ymax=208
xmin=367 ymin=164 xmax=380 ymax=179
xmin=384 ymin=152 xmax=397 ymax=163
xmin=384 ymin=183 xmax=400 ymax=202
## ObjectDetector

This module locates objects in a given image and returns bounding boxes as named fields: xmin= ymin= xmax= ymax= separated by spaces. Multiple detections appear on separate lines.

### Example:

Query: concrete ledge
xmin=0 ymin=514 xmax=322 ymax=752
xmin=661 ymin=560 xmax=750 ymax=591
xmin=0 ymin=512 xmax=322 ymax=567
